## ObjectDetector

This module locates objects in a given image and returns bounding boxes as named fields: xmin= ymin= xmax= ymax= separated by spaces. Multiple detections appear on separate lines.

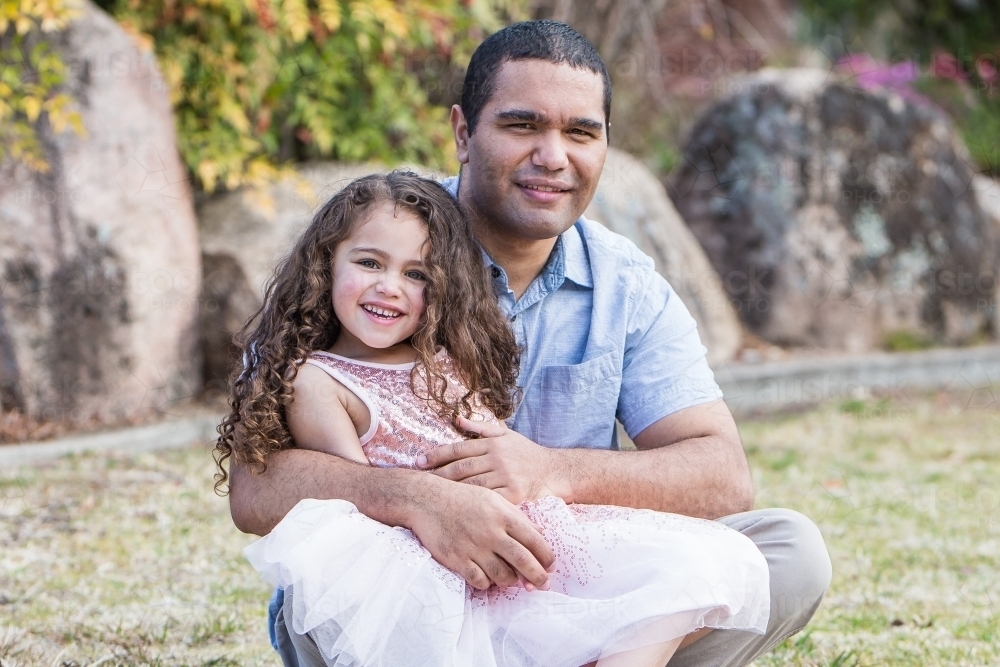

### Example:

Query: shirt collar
xmin=441 ymin=174 xmax=592 ymax=290
xmin=560 ymin=222 xmax=593 ymax=289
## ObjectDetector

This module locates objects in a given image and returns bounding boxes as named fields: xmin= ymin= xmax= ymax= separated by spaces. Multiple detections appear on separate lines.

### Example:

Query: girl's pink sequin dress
xmin=245 ymin=351 xmax=770 ymax=667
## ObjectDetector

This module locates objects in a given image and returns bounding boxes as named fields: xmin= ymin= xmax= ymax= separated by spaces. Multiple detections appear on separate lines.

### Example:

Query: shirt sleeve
xmin=616 ymin=268 xmax=724 ymax=439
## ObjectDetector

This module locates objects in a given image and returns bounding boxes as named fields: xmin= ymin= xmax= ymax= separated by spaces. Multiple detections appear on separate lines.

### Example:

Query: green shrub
xmin=963 ymin=96 xmax=1000 ymax=174
xmin=0 ymin=0 xmax=83 ymax=172
xmin=5 ymin=0 xmax=523 ymax=191
xmin=799 ymin=0 xmax=1000 ymax=61
xmin=882 ymin=330 xmax=934 ymax=352
xmin=799 ymin=0 xmax=1000 ymax=175
xmin=102 ymin=0 xmax=518 ymax=191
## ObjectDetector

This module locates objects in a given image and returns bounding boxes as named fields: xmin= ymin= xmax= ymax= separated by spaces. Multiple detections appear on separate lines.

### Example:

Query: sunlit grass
xmin=1 ymin=390 xmax=999 ymax=665
xmin=0 ymin=448 xmax=275 ymax=666
xmin=747 ymin=393 xmax=1000 ymax=667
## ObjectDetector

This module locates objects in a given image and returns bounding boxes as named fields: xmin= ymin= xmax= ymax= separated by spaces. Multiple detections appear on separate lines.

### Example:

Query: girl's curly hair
xmin=213 ymin=170 xmax=520 ymax=494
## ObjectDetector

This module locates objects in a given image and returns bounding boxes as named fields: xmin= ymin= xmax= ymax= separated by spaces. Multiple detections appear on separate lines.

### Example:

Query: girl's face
xmin=329 ymin=202 xmax=430 ymax=361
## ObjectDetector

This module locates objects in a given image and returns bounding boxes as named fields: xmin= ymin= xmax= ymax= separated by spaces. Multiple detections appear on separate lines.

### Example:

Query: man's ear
xmin=450 ymin=104 xmax=471 ymax=165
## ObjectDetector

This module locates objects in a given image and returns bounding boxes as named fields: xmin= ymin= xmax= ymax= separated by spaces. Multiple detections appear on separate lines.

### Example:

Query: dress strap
xmin=304 ymin=357 xmax=380 ymax=446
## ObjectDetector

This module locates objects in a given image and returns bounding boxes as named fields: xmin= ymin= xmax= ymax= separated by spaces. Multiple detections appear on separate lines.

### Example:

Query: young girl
xmin=215 ymin=171 xmax=770 ymax=667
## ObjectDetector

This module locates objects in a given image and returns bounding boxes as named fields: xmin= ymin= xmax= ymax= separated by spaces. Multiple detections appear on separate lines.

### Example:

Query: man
xmin=230 ymin=20 xmax=832 ymax=667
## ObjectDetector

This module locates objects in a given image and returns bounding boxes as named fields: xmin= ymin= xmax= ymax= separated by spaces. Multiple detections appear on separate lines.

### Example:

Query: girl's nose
xmin=375 ymin=273 xmax=402 ymax=296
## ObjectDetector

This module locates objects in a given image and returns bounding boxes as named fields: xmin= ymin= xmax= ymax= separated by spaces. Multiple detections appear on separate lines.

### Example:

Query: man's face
xmin=454 ymin=59 xmax=608 ymax=242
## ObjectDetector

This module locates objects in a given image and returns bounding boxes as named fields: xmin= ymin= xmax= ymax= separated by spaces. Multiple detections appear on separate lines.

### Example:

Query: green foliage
xmin=963 ymin=94 xmax=1000 ymax=174
xmin=799 ymin=0 xmax=1000 ymax=62
xmin=800 ymin=0 xmax=1000 ymax=174
xmin=882 ymin=329 xmax=934 ymax=352
xmin=0 ymin=0 xmax=83 ymax=172
xmin=839 ymin=398 xmax=868 ymax=415
xmin=652 ymin=141 xmax=680 ymax=176
xmin=917 ymin=76 xmax=1000 ymax=175
xmin=100 ymin=0 xmax=518 ymax=191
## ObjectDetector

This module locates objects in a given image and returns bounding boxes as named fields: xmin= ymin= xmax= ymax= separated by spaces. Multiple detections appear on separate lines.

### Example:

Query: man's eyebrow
xmin=348 ymin=246 xmax=390 ymax=259
xmin=496 ymin=109 xmax=604 ymax=134
xmin=569 ymin=117 xmax=605 ymax=133
xmin=495 ymin=109 xmax=548 ymax=124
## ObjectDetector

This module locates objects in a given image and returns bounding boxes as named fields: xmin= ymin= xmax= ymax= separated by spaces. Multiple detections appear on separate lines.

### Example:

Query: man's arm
xmin=424 ymin=399 xmax=753 ymax=519
xmin=552 ymin=399 xmax=753 ymax=518
xmin=228 ymin=440 xmax=556 ymax=591
xmin=229 ymin=447 xmax=415 ymax=536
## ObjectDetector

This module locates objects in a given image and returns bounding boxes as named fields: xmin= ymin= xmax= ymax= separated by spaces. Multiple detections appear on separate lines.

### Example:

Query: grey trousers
xmin=272 ymin=507 xmax=832 ymax=667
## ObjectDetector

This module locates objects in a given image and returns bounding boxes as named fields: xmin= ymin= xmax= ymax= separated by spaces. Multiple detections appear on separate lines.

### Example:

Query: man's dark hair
xmin=460 ymin=20 xmax=611 ymax=139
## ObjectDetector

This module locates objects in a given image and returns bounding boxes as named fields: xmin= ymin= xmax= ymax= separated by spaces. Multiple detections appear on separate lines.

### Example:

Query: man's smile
xmin=516 ymin=179 xmax=573 ymax=203
xmin=522 ymin=184 xmax=567 ymax=192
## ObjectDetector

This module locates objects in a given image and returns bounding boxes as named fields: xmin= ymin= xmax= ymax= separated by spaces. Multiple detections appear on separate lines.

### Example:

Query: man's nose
xmin=531 ymin=130 xmax=569 ymax=171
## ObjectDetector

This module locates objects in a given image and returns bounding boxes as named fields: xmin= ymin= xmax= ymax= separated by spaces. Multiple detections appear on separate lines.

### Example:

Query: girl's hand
xmin=416 ymin=417 xmax=570 ymax=504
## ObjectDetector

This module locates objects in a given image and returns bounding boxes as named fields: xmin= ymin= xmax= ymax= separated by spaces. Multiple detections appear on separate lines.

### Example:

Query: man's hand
xmin=417 ymin=417 xmax=567 ymax=503
xmin=408 ymin=474 xmax=556 ymax=591
xmin=229 ymin=447 xmax=555 ymax=591
xmin=415 ymin=400 xmax=752 ymax=519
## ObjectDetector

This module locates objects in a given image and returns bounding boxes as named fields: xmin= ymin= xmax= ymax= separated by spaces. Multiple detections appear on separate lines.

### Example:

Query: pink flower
xmin=835 ymin=54 xmax=922 ymax=100
xmin=975 ymin=56 xmax=998 ymax=84
xmin=930 ymin=50 xmax=967 ymax=82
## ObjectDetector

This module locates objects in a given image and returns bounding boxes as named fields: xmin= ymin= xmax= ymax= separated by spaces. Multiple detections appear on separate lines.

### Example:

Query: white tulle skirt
xmin=245 ymin=496 xmax=770 ymax=667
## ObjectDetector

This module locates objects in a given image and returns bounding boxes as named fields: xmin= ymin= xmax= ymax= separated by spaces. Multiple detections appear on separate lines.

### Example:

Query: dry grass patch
xmin=0 ymin=448 xmax=275 ymax=666
xmin=747 ymin=394 xmax=1000 ymax=666
xmin=1 ymin=391 xmax=999 ymax=666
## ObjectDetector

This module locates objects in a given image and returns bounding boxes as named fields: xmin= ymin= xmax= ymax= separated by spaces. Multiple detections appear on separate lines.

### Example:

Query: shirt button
xmin=510 ymin=315 xmax=517 ymax=322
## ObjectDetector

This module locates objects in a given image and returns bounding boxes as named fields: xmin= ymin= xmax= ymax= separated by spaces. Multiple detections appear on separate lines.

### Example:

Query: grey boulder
xmin=0 ymin=2 xmax=201 ymax=421
xmin=670 ymin=68 xmax=998 ymax=351
xmin=199 ymin=154 xmax=743 ymax=388
xmin=586 ymin=148 xmax=742 ymax=366
xmin=197 ymin=162 xmax=383 ymax=389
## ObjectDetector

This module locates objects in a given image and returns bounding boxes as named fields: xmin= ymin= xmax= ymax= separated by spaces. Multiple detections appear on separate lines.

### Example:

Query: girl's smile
xmin=328 ymin=202 xmax=429 ymax=362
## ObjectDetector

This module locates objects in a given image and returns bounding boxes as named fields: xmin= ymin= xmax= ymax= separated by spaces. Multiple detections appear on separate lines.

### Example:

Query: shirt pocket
xmin=529 ymin=351 xmax=621 ymax=448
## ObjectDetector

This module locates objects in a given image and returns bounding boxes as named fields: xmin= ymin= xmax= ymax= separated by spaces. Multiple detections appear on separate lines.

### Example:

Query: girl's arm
xmin=285 ymin=363 xmax=370 ymax=465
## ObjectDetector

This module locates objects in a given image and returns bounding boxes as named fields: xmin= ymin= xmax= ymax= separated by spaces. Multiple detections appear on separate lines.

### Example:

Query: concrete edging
xmin=5 ymin=344 xmax=1000 ymax=466
xmin=0 ymin=413 xmax=222 ymax=468
xmin=715 ymin=344 xmax=1000 ymax=416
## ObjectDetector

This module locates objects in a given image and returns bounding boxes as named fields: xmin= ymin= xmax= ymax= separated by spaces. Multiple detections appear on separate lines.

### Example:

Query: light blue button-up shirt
xmin=442 ymin=176 xmax=723 ymax=450
xmin=267 ymin=175 xmax=723 ymax=654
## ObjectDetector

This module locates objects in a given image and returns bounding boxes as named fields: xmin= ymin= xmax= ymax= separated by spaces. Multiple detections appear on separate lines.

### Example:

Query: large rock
xmin=973 ymin=174 xmax=1000 ymax=335
xmin=0 ymin=2 xmax=201 ymax=420
xmin=198 ymin=163 xmax=381 ymax=388
xmin=974 ymin=175 xmax=1000 ymax=229
xmin=670 ymin=68 xmax=999 ymax=351
xmin=198 ymin=155 xmax=742 ymax=387
xmin=586 ymin=148 xmax=742 ymax=366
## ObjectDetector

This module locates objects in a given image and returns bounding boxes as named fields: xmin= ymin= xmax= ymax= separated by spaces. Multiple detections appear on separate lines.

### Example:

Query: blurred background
xmin=2 ymin=2 xmax=1000 ymax=665
xmin=3 ymin=0 xmax=1000 ymax=435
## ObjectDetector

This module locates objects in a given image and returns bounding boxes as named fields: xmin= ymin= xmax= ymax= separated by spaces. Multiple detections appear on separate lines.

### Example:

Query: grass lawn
xmin=1 ymin=392 xmax=999 ymax=666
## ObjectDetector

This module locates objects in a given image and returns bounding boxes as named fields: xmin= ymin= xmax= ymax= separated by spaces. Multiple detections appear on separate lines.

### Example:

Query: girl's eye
xmin=357 ymin=259 xmax=378 ymax=269
xmin=405 ymin=271 xmax=427 ymax=281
